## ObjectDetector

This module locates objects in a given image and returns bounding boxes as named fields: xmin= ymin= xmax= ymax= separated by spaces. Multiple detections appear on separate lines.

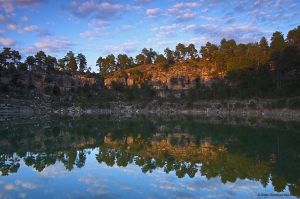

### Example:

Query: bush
xmin=1 ymin=84 xmax=9 ymax=93
xmin=170 ymin=77 xmax=177 ymax=85
xmin=248 ymin=101 xmax=256 ymax=109
xmin=52 ymin=85 xmax=61 ymax=95
xmin=274 ymin=98 xmax=286 ymax=108
xmin=234 ymin=102 xmax=243 ymax=109
xmin=111 ymin=80 xmax=124 ymax=91
xmin=288 ymin=98 xmax=300 ymax=109
xmin=186 ymin=99 xmax=193 ymax=108
xmin=44 ymin=75 xmax=52 ymax=83
xmin=44 ymin=85 xmax=52 ymax=94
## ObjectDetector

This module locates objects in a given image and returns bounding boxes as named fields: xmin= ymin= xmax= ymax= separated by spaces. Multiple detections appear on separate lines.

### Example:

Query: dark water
xmin=0 ymin=115 xmax=299 ymax=199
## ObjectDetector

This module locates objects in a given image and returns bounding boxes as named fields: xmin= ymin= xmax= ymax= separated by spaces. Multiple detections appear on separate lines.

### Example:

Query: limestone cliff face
xmin=0 ymin=70 xmax=103 ymax=94
xmin=104 ymin=64 xmax=222 ymax=90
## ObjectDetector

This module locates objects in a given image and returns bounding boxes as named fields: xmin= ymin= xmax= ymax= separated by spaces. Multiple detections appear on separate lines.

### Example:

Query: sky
xmin=0 ymin=0 xmax=299 ymax=72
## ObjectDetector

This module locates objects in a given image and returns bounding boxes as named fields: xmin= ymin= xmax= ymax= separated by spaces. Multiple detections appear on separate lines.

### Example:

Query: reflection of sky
xmin=0 ymin=148 xmax=296 ymax=199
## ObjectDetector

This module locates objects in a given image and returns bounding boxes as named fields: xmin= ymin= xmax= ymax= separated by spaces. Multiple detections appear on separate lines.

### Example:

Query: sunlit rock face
xmin=104 ymin=65 xmax=221 ymax=90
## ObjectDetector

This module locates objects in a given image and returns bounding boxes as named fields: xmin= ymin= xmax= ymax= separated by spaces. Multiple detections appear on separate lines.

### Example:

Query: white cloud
xmin=151 ymin=27 xmax=158 ymax=31
xmin=7 ymin=23 xmax=18 ymax=30
xmin=30 ymin=36 xmax=77 ymax=53
xmin=1 ymin=2 xmax=14 ymax=12
xmin=19 ymin=25 xmax=39 ymax=33
xmin=289 ymin=3 xmax=297 ymax=9
xmin=18 ymin=25 xmax=52 ymax=37
xmin=65 ymin=1 xmax=137 ymax=20
xmin=104 ymin=41 xmax=138 ymax=54
xmin=0 ymin=38 xmax=15 ymax=46
xmin=275 ymin=0 xmax=283 ymax=7
xmin=173 ymin=2 xmax=199 ymax=9
xmin=46 ymin=21 xmax=55 ymax=25
xmin=134 ymin=0 xmax=155 ymax=4
xmin=117 ymin=25 xmax=134 ymax=31
xmin=202 ymin=8 xmax=209 ymax=13
xmin=0 ymin=0 xmax=47 ymax=12
xmin=80 ymin=28 xmax=102 ymax=40
xmin=98 ymin=20 xmax=108 ymax=26
xmin=146 ymin=8 xmax=161 ymax=17
xmin=21 ymin=16 xmax=28 ymax=21
xmin=160 ymin=24 xmax=179 ymax=31
xmin=176 ymin=12 xmax=197 ymax=21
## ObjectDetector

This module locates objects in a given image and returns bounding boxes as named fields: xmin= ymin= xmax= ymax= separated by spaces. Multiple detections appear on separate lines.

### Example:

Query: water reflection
xmin=0 ymin=115 xmax=299 ymax=197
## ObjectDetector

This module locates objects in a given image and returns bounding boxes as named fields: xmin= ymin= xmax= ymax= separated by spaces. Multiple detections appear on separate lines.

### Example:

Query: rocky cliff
xmin=104 ymin=63 xmax=221 ymax=90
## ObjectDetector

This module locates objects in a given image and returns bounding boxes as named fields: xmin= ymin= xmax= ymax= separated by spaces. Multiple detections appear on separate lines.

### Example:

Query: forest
xmin=0 ymin=25 xmax=300 ymax=100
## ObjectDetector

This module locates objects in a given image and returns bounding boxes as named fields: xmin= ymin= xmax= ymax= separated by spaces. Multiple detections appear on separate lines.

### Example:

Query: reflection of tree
xmin=75 ymin=150 xmax=87 ymax=169
xmin=0 ymin=153 xmax=20 ymax=176
xmin=24 ymin=153 xmax=35 ymax=166
xmin=141 ymin=158 xmax=156 ymax=174
xmin=96 ymin=146 xmax=116 ymax=167
xmin=271 ymin=175 xmax=287 ymax=192
xmin=116 ymin=151 xmax=133 ymax=167
xmin=289 ymin=183 xmax=300 ymax=198
xmin=175 ymin=162 xmax=188 ymax=178
xmin=186 ymin=163 xmax=198 ymax=178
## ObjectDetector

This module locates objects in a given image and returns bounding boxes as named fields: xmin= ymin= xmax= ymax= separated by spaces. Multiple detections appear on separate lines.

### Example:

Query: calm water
xmin=0 ymin=115 xmax=299 ymax=199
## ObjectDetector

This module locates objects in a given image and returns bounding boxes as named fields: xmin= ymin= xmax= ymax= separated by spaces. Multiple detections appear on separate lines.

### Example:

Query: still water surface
xmin=0 ymin=115 xmax=299 ymax=198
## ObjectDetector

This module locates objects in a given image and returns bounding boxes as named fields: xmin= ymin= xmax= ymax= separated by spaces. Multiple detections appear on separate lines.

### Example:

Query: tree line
xmin=1 ymin=25 xmax=299 ymax=94
xmin=0 ymin=48 xmax=89 ymax=73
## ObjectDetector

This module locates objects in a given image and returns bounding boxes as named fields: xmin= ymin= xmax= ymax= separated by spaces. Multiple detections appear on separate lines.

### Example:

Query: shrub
xmin=221 ymin=100 xmax=227 ymax=108
xmin=216 ymin=104 xmax=222 ymax=109
xmin=1 ymin=84 xmax=9 ymax=93
xmin=44 ymin=75 xmax=52 ymax=83
xmin=52 ymin=85 xmax=61 ymax=95
xmin=44 ymin=85 xmax=52 ymax=94
xmin=186 ymin=98 xmax=193 ymax=108
xmin=106 ymin=101 xmax=111 ymax=109
xmin=111 ymin=80 xmax=124 ymax=91
xmin=170 ymin=76 xmax=177 ymax=85
xmin=288 ymin=98 xmax=300 ymax=109
xmin=234 ymin=102 xmax=243 ymax=109
xmin=248 ymin=101 xmax=256 ymax=109
xmin=274 ymin=98 xmax=286 ymax=108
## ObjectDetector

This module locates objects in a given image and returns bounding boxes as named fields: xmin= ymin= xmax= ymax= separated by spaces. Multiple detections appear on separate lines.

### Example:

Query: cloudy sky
xmin=0 ymin=0 xmax=299 ymax=71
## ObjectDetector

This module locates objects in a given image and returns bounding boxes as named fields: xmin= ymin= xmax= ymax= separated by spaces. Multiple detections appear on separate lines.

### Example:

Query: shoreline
xmin=1 ymin=99 xmax=299 ymax=122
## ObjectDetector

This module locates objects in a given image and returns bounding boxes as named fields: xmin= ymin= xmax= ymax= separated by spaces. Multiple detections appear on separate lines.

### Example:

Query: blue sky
xmin=0 ymin=0 xmax=299 ymax=71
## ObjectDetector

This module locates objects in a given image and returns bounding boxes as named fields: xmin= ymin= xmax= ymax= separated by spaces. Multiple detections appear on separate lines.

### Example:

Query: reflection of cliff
xmin=0 ymin=115 xmax=300 ymax=197
xmin=104 ymin=133 xmax=226 ymax=162
xmin=0 ymin=128 xmax=100 ymax=153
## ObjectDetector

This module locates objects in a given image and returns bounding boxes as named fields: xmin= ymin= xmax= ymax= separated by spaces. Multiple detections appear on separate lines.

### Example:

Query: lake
xmin=0 ymin=114 xmax=299 ymax=198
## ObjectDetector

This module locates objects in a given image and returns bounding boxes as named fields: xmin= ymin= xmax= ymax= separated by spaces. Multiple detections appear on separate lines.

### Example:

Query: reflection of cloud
xmin=15 ymin=180 xmax=38 ymax=189
xmin=18 ymin=193 xmax=26 ymax=198
xmin=44 ymin=189 xmax=54 ymax=193
xmin=116 ymin=183 xmax=132 ymax=190
xmin=4 ymin=183 xmax=18 ymax=191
